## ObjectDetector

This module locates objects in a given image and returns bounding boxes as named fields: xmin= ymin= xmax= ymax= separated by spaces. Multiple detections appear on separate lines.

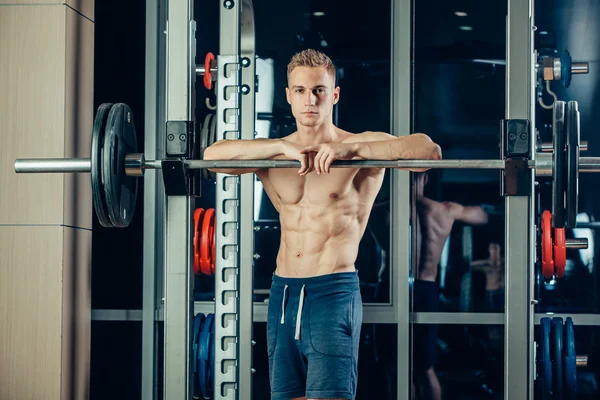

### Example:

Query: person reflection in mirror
xmin=471 ymin=242 xmax=504 ymax=312
xmin=204 ymin=48 xmax=442 ymax=400
xmin=413 ymin=172 xmax=489 ymax=400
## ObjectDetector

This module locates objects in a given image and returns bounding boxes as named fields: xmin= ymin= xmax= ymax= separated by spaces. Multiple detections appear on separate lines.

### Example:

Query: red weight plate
xmin=204 ymin=53 xmax=215 ymax=90
xmin=554 ymin=227 xmax=566 ymax=278
xmin=542 ymin=210 xmax=555 ymax=280
xmin=193 ymin=208 xmax=205 ymax=275
xmin=211 ymin=215 xmax=216 ymax=275
xmin=200 ymin=208 xmax=215 ymax=276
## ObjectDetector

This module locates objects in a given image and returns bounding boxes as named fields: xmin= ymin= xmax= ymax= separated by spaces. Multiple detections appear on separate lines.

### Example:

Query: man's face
xmin=489 ymin=243 xmax=501 ymax=261
xmin=286 ymin=66 xmax=339 ymax=128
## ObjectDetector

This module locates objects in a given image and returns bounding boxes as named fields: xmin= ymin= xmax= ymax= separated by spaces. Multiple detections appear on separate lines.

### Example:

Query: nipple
xmin=329 ymin=192 xmax=339 ymax=199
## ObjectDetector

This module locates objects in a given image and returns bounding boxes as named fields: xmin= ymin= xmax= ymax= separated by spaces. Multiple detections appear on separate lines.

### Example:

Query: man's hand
xmin=280 ymin=141 xmax=316 ymax=176
xmin=302 ymin=143 xmax=357 ymax=174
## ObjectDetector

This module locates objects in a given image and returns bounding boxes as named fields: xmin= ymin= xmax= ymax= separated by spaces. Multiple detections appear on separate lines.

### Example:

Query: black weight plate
xmin=102 ymin=103 xmax=138 ymax=228
xmin=208 ymin=114 xmax=217 ymax=181
xmin=539 ymin=317 xmax=553 ymax=400
xmin=200 ymin=113 xmax=212 ymax=181
xmin=552 ymin=317 xmax=564 ymax=399
xmin=563 ymin=317 xmax=577 ymax=400
xmin=91 ymin=103 xmax=114 ymax=228
xmin=552 ymin=101 xmax=566 ymax=228
xmin=566 ymin=101 xmax=580 ymax=229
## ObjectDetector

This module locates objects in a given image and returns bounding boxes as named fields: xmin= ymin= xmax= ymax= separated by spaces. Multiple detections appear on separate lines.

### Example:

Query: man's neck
xmin=296 ymin=121 xmax=338 ymax=145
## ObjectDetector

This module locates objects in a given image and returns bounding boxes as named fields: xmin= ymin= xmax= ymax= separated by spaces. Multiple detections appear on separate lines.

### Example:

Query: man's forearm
xmin=353 ymin=134 xmax=442 ymax=160
xmin=204 ymin=138 xmax=284 ymax=160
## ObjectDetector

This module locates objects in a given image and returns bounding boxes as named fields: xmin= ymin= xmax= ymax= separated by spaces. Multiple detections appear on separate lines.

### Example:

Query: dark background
xmin=90 ymin=0 xmax=600 ymax=398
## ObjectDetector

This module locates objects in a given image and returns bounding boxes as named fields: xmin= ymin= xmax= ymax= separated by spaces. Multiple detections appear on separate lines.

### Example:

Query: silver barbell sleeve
xmin=565 ymin=238 xmax=588 ymax=249
xmin=14 ymin=158 xmax=92 ymax=173
xmin=579 ymin=157 xmax=600 ymax=172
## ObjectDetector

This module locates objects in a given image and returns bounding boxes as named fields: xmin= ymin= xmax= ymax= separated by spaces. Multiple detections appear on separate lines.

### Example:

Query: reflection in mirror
xmin=373 ymin=323 xmax=504 ymax=400
xmin=410 ymin=1 xmax=507 ymax=397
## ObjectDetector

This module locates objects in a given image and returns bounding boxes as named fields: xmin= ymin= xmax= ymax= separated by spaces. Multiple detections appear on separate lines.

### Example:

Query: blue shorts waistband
xmin=271 ymin=270 xmax=359 ymax=291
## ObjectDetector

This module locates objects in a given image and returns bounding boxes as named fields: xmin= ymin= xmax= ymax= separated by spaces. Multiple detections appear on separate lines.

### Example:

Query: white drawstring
xmin=294 ymin=285 xmax=306 ymax=340
xmin=281 ymin=285 xmax=288 ymax=324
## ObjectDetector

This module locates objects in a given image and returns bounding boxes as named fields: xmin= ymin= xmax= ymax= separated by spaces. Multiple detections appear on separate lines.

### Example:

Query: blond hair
xmin=287 ymin=49 xmax=336 ymax=84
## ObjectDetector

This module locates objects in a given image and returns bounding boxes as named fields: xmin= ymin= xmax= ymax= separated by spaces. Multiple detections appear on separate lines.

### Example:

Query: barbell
xmin=13 ymin=101 xmax=600 ymax=228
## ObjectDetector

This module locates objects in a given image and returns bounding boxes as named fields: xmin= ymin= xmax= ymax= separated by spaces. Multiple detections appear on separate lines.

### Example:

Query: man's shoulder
xmin=342 ymin=130 xmax=395 ymax=143
xmin=278 ymin=132 xmax=298 ymax=143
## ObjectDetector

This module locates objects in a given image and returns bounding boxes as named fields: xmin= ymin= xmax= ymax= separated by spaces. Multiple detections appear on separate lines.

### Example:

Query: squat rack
xmin=147 ymin=0 xmax=536 ymax=398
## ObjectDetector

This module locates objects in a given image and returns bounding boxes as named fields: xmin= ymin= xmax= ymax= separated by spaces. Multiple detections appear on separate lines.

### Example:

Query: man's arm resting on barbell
xmin=346 ymin=131 xmax=442 ymax=172
xmin=203 ymin=138 xmax=284 ymax=175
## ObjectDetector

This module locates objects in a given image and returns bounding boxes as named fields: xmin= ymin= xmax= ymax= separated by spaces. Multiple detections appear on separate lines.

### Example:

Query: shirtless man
xmin=203 ymin=48 xmax=442 ymax=400
xmin=471 ymin=242 xmax=505 ymax=312
xmin=413 ymin=172 xmax=489 ymax=400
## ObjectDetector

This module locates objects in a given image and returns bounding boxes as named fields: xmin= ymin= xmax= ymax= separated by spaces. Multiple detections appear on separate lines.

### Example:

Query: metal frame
xmin=239 ymin=0 xmax=257 ymax=397
xmin=391 ymin=1 xmax=413 ymax=399
xmin=214 ymin=1 xmax=244 ymax=399
xmin=162 ymin=0 xmax=196 ymax=399
xmin=505 ymin=0 xmax=535 ymax=398
xmin=142 ymin=0 xmax=167 ymax=398
xmin=94 ymin=309 xmax=600 ymax=327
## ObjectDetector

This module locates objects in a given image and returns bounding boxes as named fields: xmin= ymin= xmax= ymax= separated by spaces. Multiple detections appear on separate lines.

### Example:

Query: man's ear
xmin=285 ymin=87 xmax=291 ymax=105
xmin=333 ymin=86 xmax=340 ymax=105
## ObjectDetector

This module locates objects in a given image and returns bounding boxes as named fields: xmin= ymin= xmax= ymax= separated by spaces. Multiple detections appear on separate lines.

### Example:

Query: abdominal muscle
xmin=274 ymin=200 xmax=364 ymax=277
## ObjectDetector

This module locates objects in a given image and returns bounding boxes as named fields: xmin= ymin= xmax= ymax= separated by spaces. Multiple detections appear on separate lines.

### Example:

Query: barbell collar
xmin=125 ymin=153 xmax=145 ymax=177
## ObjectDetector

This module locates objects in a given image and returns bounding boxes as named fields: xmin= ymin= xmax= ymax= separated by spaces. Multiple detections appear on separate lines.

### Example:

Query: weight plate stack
xmin=102 ymin=103 xmax=139 ymax=228
xmin=91 ymin=103 xmax=114 ymax=228
xmin=552 ymin=101 xmax=566 ymax=229
xmin=566 ymin=101 xmax=580 ymax=229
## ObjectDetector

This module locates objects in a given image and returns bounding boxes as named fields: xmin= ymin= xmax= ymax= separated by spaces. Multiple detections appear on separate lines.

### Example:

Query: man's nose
xmin=305 ymin=91 xmax=316 ymax=106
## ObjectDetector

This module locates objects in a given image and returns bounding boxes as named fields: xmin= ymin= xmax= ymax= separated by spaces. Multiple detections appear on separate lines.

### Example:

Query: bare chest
xmin=267 ymin=168 xmax=360 ymax=205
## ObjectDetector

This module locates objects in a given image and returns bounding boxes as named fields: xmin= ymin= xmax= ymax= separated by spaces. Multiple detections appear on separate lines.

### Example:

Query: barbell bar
xmin=14 ymin=154 xmax=600 ymax=175
xmin=12 ymin=101 xmax=600 ymax=229
xmin=14 ymin=157 xmax=510 ymax=174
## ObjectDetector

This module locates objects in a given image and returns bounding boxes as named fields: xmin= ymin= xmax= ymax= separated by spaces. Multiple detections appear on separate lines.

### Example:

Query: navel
xmin=296 ymin=252 xmax=303 ymax=258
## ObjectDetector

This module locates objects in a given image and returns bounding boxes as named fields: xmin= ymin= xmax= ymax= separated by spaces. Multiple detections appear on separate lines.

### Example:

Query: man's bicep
xmin=207 ymin=168 xmax=261 ymax=175
xmin=454 ymin=204 xmax=489 ymax=225
xmin=345 ymin=131 xmax=396 ymax=144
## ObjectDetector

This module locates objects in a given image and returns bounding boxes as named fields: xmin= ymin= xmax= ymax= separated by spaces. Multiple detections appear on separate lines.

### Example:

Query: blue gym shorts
xmin=266 ymin=271 xmax=363 ymax=400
